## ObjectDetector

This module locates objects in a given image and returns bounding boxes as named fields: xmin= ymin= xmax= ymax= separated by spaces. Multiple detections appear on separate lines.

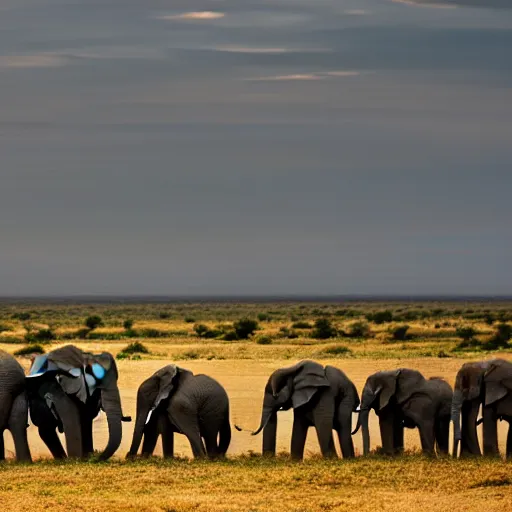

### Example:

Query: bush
xmin=25 ymin=328 xmax=55 ymax=344
xmin=278 ymin=327 xmax=299 ymax=339
xmin=481 ymin=324 xmax=512 ymax=351
xmin=257 ymin=313 xmax=270 ymax=322
xmin=391 ymin=325 xmax=410 ymax=341
xmin=223 ymin=330 xmax=238 ymax=341
xmin=85 ymin=315 xmax=103 ymax=330
xmin=292 ymin=321 xmax=313 ymax=329
xmin=12 ymin=312 xmax=31 ymax=321
xmin=184 ymin=317 xmax=195 ymax=323
xmin=312 ymin=318 xmax=337 ymax=339
xmin=456 ymin=326 xmax=477 ymax=342
xmin=367 ymin=310 xmax=393 ymax=324
xmin=159 ymin=312 xmax=171 ymax=319
xmin=123 ymin=319 xmax=134 ymax=330
xmin=194 ymin=323 xmax=220 ymax=339
xmin=233 ymin=318 xmax=259 ymax=340
xmin=256 ymin=335 xmax=273 ymax=345
xmin=14 ymin=344 xmax=45 ymax=356
xmin=76 ymin=328 xmax=91 ymax=339
xmin=496 ymin=323 xmax=512 ymax=342
xmin=319 ymin=345 xmax=352 ymax=357
xmin=120 ymin=341 xmax=149 ymax=355
xmin=346 ymin=321 xmax=371 ymax=338
xmin=484 ymin=314 xmax=495 ymax=325
xmin=0 ymin=323 xmax=11 ymax=333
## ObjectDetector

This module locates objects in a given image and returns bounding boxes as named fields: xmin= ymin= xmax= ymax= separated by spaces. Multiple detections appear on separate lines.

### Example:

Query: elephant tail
xmin=218 ymin=415 xmax=231 ymax=456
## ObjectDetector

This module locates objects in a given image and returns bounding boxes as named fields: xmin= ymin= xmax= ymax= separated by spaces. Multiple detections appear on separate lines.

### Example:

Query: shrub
xmin=123 ymin=319 xmax=134 ymax=330
xmin=257 ymin=313 xmax=270 ymax=322
xmin=25 ymin=328 xmax=55 ymax=344
xmin=76 ymin=328 xmax=91 ymax=339
xmin=319 ymin=345 xmax=352 ymax=357
xmin=278 ymin=327 xmax=299 ymax=339
xmin=496 ymin=323 xmax=512 ymax=342
xmin=312 ymin=318 xmax=337 ymax=340
xmin=346 ymin=321 xmax=371 ymax=338
xmin=454 ymin=339 xmax=482 ymax=351
xmin=391 ymin=325 xmax=410 ymax=341
xmin=194 ymin=323 xmax=220 ymax=339
xmin=437 ymin=350 xmax=450 ymax=358
xmin=256 ymin=335 xmax=273 ymax=345
xmin=159 ymin=312 xmax=171 ymax=319
xmin=0 ymin=323 xmax=11 ymax=333
xmin=367 ymin=310 xmax=393 ymax=324
xmin=12 ymin=312 xmax=31 ymax=321
xmin=481 ymin=324 xmax=512 ymax=351
xmin=223 ymin=330 xmax=238 ymax=341
xmin=184 ymin=317 xmax=195 ymax=323
xmin=484 ymin=314 xmax=495 ymax=325
xmin=14 ymin=344 xmax=45 ymax=356
xmin=120 ymin=341 xmax=149 ymax=355
xmin=181 ymin=350 xmax=199 ymax=360
xmin=456 ymin=326 xmax=477 ymax=342
xmin=85 ymin=315 xmax=103 ymax=330
xmin=292 ymin=321 xmax=313 ymax=329
xmin=233 ymin=318 xmax=259 ymax=340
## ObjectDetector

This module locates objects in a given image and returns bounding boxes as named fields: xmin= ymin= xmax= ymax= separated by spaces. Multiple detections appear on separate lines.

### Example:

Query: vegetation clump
xmin=391 ymin=325 xmax=410 ymax=341
xmin=14 ymin=344 xmax=45 ymax=356
xmin=256 ymin=335 xmax=273 ymax=345
xmin=312 ymin=318 xmax=337 ymax=339
xmin=117 ymin=341 xmax=150 ymax=359
xmin=291 ymin=321 xmax=313 ymax=329
xmin=24 ymin=328 xmax=56 ymax=344
xmin=231 ymin=318 xmax=259 ymax=340
xmin=123 ymin=319 xmax=134 ymax=330
xmin=346 ymin=321 xmax=371 ymax=338
xmin=85 ymin=315 xmax=103 ymax=330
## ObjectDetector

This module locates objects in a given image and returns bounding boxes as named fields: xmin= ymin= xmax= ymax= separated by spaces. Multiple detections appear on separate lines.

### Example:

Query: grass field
xmin=1 ymin=300 xmax=512 ymax=511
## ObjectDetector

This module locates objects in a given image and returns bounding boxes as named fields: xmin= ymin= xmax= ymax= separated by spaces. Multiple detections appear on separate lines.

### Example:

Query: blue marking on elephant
xmin=85 ymin=373 xmax=97 ymax=394
xmin=28 ymin=355 xmax=48 ymax=377
xmin=91 ymin=363 xmax=106 ymax=380
xmin=69 ymin=367 xmax=81 ymax=377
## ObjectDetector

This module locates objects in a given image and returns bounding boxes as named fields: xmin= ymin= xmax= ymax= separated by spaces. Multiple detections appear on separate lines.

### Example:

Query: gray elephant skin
xmin=26 ymin=345 xmax=128 ymax=460
xmin=0 ymin=351 xmax=32 ymax=462
xmin=248 ymin=360 xmax=359 ymax=460
xmin=452 ymin=358 xmax=512 ymax=458
xmin=127 ymin=364 xmax=231 ymax=459
xmin=355 ymin=369 xmax=452 ymax=456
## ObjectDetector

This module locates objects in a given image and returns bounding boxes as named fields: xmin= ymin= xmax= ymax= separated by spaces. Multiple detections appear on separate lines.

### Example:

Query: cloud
xmin=246 ymin=71 xmax=361 ymax=81
xmin=393 ymin=0 xmax=512 ymax=8
xmin=0 ymin=54 xmax=67 ymax=69
xmin=210 ymin=46 xmax=330 ymax=54
xmin=156 ymin=11 xmax=225 ymax=21
xmin=345 ymin=9 xmax=371 ymax=15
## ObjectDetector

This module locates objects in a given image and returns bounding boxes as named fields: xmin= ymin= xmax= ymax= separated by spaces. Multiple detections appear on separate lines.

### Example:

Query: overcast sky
xmin=1 ymin=0 xmax=511 ymax=296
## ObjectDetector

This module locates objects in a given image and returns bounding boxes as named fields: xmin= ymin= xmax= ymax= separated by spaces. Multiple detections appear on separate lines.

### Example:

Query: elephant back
xmin=324 ymin=365 xmax=360 ymax=409
xmin=185 ymin=374 xmax=229 ymax=412
xmin=0 ymin=350 xmax=25 ymax=392
xmin=426 ymin=377 xmax=453 ymax=416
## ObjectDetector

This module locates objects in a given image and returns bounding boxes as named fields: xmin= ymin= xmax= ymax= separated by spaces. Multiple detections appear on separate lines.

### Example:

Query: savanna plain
xmin=1 ymin=299 xmax=512 ymax=511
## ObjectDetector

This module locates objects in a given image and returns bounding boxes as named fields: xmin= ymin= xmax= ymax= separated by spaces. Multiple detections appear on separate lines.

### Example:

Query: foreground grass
xmin=1 ymin=456 xmax=511 ymax=511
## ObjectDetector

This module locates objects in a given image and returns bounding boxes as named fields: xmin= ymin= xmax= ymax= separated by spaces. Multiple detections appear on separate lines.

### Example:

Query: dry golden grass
xmin=1 ymin=456 xmax=512 ymax=512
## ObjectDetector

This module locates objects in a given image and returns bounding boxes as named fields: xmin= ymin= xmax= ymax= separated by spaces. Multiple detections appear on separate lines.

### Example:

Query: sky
xmin=0 ymin=0 xmax=511 ymax=297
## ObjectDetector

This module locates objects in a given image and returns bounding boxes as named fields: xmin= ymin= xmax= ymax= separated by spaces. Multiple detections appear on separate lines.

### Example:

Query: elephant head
xmin=354 ymin=369 xmax=424 ymax=455
xmin=451 ymin=359 xmax=512 ymax=457
xmin=127 ymin=364 xmax=189 ymax=458
xmin=26 ymin=345 xmax=125 ymax=460
xmin=251 ymin=360 xmax=330 ymax=455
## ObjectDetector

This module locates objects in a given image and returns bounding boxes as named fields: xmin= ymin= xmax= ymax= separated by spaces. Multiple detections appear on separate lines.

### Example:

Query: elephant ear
xmin=47 ymin=345 xmax=86 ymax=371
xmin=378 ymin=370 xmax=400 ymax=410
xmin=484 ymin=362 xmax=512 ymax=406
xmin=152 ymin=365 xmax=179 ymax=410
xmin=291 ymin=361 xmax=330 ymax=409
xmin=394 ymin=369 xmax=425 ymax=405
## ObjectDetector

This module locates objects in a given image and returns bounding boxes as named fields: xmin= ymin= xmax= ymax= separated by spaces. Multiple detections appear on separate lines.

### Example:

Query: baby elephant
xmin=0 ymin=351 xmax=31 ymax=462
xmin=354 ymin=369 xmax=452 ymax=456
xmin=127 ymin=364 xmax=231 ymax=459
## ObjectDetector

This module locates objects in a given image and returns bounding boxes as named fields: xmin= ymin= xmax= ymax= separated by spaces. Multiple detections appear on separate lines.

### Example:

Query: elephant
xmin=354 ymin=369 xmax=452 ymax=456
xmin=246 ymin=360 xmax=360 ymax=460
xmin=0 ymin=351 xmax=31 ymax=462
xmin=127 ymin=364 xmax=231 ymax=459
xmin=25 ymin=345 xmax=129 ymax=460
xmin=451 ymin=358 xmax=512 ymax=458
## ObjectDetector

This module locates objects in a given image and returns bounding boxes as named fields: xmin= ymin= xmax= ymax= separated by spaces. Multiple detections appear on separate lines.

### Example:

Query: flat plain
xmin=1 ymin=299 xmax=511 ymax=511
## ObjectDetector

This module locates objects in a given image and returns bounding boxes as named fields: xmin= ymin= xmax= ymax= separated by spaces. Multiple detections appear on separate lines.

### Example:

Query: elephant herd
xmin=1 ymin=346 xmax=512 ymax=463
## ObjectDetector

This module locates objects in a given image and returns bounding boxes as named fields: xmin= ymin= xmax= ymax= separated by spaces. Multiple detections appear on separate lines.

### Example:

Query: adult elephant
xmin=452 ymin=359 xmax=512 ymax=458
xmin=0 ymin=351 xmax=31 ymax=462
xmin=127 ymin=364 xmax=231 ymax=459
xmin=247 ymin=360 xmax=359 ymax=460
xmin=26 ymin=345 xmax=129 ymax=460
xmin=354 ymin=369 xmax=452 ymax=456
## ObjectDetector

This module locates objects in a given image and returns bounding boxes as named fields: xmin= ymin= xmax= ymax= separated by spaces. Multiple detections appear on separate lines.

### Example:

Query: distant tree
xmin=123 ymin=319 xmax=134 ymax=330
xmin=312 ymin=318 xmax=337 ymax=340
xmin=233 ymin=318 xmax=259 ymax=339
xmin=85 ymin=315 xmax=103 ymax=330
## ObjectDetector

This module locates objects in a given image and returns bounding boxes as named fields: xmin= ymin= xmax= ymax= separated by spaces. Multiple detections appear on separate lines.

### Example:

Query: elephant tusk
xmin=145 ymin=410 xmax=153 ymax=425
xmin=355 ymin=405 xmax=361 ymax=412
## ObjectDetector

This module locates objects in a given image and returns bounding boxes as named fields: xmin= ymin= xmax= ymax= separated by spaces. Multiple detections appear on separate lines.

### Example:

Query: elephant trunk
xmin=352 ymin=410 xmax=362 ymax=435
xmin=360 ymin=408 xmax=371 ymax=456
xmin=98 ymin=386 xmax=123 ymax=460
xmin=128 ymin=397 xmax=151 ymax=458
xmin=451 ymin=389 xmax=463 ymax=457
xmin=251 ymin=404 xmax=274 ymax=436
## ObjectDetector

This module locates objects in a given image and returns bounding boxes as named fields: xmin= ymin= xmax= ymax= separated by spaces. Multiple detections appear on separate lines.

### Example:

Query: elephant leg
xmin=81 ymin=415 xmax=94 ymax=457
xmin=312 ymin=393 xmax=337 ymax=459
xmin=290 ymin=411 xmax=309 ymax=460
xmin=38 ymin=427 xmax=67 ymax=459
xmin=393 ymin=416 xmax=404 ymax=455
xmin=262 ymin=411 xmax=277 ymax=456
xmin=203 ymin=430 xmax=220 ymax=459
xmin=506 ymin=423 xmax=512 ymax=460
xmin=8 ymin=393 xmax=32 ymax=462
xmin=141 ymin=413 xmax=160 ymax=457
xmin=170 ymin=411 xmax=206 ymax=458
xmin=435 ymin=417 xmax=450 ymax=456
xmin=482 ymin=407 xmax=499 ymax=457
xmin=417 ymin=421 xmax=435 ymax=456
xmin=378 ymin=410 xmax=395 ymax=456
xmin=0 ymin=429 xmax=4 ymax=461
xmin=157 ymin=413 xmax=174 ymax=458
xmin=336 ymin=407 xmax=355 ymax=458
